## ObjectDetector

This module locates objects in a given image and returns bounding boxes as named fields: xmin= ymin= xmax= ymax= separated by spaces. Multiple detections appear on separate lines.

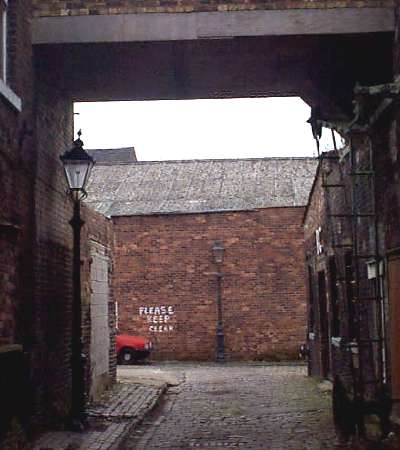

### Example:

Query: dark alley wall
xmin=30 ymin=78 xmax=116 ymax=428
xmin=113 ymin=208 xmax=307 ymax=361
xmin=299 ymin=1 xmax=400 ymax=433
xmin=0 ymin=0 xmax=33 ymax=352
xmin=1 ymin=5 xmax=116 ymax=444
xmin=0 ymin=1 xmax=35 ymax=444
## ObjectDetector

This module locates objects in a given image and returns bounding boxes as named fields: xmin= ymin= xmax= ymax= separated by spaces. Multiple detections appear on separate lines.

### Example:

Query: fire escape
xmin=309 ymin=80 xmax=400 ymax=435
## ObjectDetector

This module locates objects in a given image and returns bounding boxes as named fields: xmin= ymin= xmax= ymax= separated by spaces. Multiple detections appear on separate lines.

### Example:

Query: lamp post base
xmin=216 ymin=327 xmax=225 ymax=362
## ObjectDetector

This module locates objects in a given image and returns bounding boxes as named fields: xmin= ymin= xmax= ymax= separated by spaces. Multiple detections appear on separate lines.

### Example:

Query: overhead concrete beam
xmin=32 ymin=7 xmax=394 ymax=45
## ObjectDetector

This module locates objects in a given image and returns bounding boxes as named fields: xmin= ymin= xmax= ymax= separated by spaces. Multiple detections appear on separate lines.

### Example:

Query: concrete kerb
xmin=111 ymin=383 xmax=167 ymax=450
xmin=31 ymin=382 xmax=168 ymax=450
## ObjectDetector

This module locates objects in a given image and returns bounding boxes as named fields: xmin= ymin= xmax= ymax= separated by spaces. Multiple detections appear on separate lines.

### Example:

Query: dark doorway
xmin=329 ymin=258 xmax=340 ymax=338
xmin=318 ymin=271 xmax=330 ymax=378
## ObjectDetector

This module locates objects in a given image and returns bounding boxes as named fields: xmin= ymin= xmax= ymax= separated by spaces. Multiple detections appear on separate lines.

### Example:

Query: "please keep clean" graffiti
xmin=139 ymin=305 xmax=175 ymax=333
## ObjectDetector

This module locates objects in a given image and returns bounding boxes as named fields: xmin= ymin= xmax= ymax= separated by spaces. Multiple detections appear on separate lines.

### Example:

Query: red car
xmin=116 ymin=333 xmax=153 ymax=364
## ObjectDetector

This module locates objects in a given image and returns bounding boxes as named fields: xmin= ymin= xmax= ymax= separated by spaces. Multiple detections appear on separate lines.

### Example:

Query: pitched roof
xmin=87 ymin=147 xmax=137 ymax=164
xmin=85 ymin=157 xmax=318 ymax=217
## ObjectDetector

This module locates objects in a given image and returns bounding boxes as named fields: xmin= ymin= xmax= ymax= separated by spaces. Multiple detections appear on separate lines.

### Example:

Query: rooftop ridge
xmin=91 ymin=156 xmax=317 ymax=166
xmin=87 ymin=146 xmax=135 ymax=151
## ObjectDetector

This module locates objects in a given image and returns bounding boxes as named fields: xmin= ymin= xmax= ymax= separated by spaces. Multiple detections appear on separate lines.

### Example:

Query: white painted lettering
xmin=141 ymin=305 xmax=176 ymax=332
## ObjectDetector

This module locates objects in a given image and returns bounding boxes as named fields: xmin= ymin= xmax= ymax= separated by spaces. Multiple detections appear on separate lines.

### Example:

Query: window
xmin=0 ymin=0 xmax=21 ymax=111
xmin=0 ymin=0 xmax=7 ymax=82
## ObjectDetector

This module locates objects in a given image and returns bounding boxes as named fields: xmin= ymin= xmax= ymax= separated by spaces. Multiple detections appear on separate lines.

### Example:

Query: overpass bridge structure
xmin=32 ymin=1 xmax=395 ymax=120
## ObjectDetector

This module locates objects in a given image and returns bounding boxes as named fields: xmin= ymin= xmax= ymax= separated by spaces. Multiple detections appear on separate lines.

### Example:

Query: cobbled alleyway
xmin=120 ymin=363 xmax=339 ymax=450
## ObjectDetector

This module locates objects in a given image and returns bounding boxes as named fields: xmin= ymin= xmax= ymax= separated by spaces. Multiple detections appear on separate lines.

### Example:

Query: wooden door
xmin=318 ymin=271 xmax=330 ymax=378
xmin=388 ymin=256 xmax=400 ymax=399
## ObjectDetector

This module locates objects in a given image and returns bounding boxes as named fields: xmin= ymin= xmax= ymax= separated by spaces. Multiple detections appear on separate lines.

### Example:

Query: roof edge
xmin=91 ymin=156 xmax=317 ymax=166
xmin=107 ymin=204 xmax=307 ymax=219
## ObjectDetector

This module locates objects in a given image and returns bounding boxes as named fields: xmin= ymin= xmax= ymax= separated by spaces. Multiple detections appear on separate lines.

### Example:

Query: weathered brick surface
xmin=303 ymin=149 xmax=371 ymax=385
xmin=31 ymin=76 xmax=116 ymax=428
xmin=304 ymin=133 xmax=400 ymax=433
xmin=1 ymin=5 xmax=116 ymax=443
xmin=113 ymin=208 xmax=307 ymax=361
xmin=303 ymin=165 xmax=325 ymax=378
xmin=0 ymin=3 xmax=45 ymax=446
xmin=301 ymin=10 xmax=400 ymax=418
xmin=32 ymin=0 xmax=394 ymax=16
xmin=0 ymin=0 xmax=34 ymax=349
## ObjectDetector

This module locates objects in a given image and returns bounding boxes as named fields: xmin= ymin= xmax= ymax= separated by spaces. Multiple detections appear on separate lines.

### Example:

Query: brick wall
xmin=304 ymin=144 xmax=390 ymax=401
xmin=30 ymin=74 xmax=75 ymax=429
xmin=0 ymin=0 xmax=34 ymax=349
xmin=30 ymin=76 xmax=116 ymax=429
xmin=303 ymin=153 xmax=359 ymax=383
xmin=0 ymin=0 xmax=115 ymax=441
xmin=32 ymin=0 xmax=394 ymax=16
xmin=303 ymin=156 xmax=353 ymax=382
xmin=0 ymin=13 xmax=116 ymax=439
xmin=113 ymin=207 xmax=307 ymax=361
xmin=0 ymin=1 xmax=35 ymax=445
xmin=303 ymin=164 xmax=325 ymax=377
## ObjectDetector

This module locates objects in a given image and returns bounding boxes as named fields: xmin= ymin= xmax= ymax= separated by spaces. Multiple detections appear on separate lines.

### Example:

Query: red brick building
xmin=87 ymin=157 xmax=317 ymax=361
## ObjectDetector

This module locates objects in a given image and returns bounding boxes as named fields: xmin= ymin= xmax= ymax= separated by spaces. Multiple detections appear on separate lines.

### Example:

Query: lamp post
xmin=212 ymin=241 xmax=225 ymax=362
xmin=60 ymin=130 xmax=94 ymax=429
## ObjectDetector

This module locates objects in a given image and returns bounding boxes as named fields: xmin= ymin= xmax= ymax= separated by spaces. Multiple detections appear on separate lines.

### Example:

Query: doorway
xmin=318 ymin=271 xmax=330 ymax=378
xmin=388 ymin=256 xmax=400 ymax=400
xmin=89 ymin=240 xmax=111 ymax=401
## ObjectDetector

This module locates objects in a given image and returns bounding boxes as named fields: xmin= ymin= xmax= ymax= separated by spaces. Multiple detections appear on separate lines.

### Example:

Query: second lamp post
xmin=212 ymin=241 xmax=225 ymax=362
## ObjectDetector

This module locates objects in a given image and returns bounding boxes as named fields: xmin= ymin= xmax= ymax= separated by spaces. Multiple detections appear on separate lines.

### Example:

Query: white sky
xmin=74 ymin=97 xmax=336 ymax=161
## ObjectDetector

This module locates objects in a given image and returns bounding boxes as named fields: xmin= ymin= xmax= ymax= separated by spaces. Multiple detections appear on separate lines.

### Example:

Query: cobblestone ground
xmin=120 ymin=363 xmax=340 ymax=450
xmin=32 ymin=383 xmax=165 ymax=450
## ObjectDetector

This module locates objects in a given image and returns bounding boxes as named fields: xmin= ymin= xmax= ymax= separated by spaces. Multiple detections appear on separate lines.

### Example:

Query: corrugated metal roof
xmin=85 ymin=157 xmax=318 ymax=217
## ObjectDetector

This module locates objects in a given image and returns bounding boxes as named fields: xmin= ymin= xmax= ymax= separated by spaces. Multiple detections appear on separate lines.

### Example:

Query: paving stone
xmin=32 ymin=383 xmax=166 ymax=450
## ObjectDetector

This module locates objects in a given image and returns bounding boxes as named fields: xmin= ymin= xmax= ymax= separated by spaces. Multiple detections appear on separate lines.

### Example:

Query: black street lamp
xmin=60 ymin=130 xmax=94 ymax=430
xmin=212 ymin=241 xmax=225 ymax=362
